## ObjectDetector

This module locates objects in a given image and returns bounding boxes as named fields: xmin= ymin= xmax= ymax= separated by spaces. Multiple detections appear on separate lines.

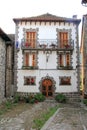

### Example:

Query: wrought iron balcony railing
xmin=20 ymin=39 xmax=74 ymax=51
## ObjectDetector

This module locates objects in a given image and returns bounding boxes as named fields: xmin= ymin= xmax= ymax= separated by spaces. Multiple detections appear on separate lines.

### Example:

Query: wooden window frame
xmin=59 ymin=54 xmax=64 ymax=66
xmin=23 ymin=52 xmax=36 ymax=67
xmin=66 ymin=53 xmax=70 ymax=66
xmin=26 ymin=32 xmax=36 ymax=48
xmin=59 ymin=32 xmax=69 ymax=48
xmin=59 ymin=53 xmax=71 ymax=67
xmin=24 ymin=76 xmax=36 ymax=85
xmin=59 ymin=76 xmax=71 ymax=85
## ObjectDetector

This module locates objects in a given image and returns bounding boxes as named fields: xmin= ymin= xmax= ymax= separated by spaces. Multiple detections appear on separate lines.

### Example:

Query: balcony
xmin=21 ymin=39 xmax=74 ymax=51
xmin=21 ymin=39 xmax=36 ymax=49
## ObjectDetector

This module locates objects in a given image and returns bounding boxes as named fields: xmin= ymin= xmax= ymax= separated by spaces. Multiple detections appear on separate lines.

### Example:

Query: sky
xmin=0 ymin=0 xmax=87 ymax=35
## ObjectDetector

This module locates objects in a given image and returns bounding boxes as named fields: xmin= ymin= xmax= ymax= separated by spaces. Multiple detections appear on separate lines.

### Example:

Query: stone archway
xmin=39 ymin=75 xmax=56 ymax=97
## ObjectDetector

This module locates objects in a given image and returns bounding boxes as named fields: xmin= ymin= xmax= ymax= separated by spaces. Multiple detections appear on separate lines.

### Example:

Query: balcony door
xmin=59 ymin=32 xmax=68 ymax=48
xmin=26 ymin=32 xmax=36 ymax=48
xmin=42 ymin=79 xmax=53 ymax=97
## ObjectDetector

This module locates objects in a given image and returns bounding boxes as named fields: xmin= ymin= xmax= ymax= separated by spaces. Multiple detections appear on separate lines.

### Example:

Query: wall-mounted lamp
xmin=46 ymin=51 xmax=51 ymax=62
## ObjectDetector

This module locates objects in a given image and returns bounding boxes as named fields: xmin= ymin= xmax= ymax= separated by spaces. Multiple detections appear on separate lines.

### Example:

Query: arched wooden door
xmin=42 ymin=79 xmax=53 ymax=97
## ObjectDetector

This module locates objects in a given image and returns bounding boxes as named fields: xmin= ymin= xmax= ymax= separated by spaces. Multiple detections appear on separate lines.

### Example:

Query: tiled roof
xmin=8 ymin=34 xmax=15 ymax=41
xmin=0 ymin=28 xmax=12 ymax=42
xmin=13 ymin=13 xmax=81 ymax=24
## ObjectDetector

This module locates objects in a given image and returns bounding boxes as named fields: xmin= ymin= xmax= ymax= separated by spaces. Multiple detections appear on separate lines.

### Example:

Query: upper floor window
xmin=25 ymin=32 xmax=36 ymax=48
xmin=59 ymin=53 xmax=71 ymax=67
xmin=23 ymin=52 xmax=36 ymax=67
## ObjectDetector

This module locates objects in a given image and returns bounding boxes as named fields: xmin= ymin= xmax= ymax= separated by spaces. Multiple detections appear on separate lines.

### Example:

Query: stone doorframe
xmin=39 ymin=75 xmax=56 ymax=97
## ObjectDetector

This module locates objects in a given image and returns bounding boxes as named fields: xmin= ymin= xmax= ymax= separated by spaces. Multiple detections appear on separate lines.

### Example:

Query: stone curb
xmin=41 ymin=108 xmax=63 ymax=130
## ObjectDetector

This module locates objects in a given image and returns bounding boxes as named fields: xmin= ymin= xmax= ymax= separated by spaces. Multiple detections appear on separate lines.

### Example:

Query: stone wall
xmin=0 ymin=38 xmax=6 ymax=103
xmin=6 ymin=45 xmax=13 ymax=97
xmin=0 ymin=36 xmax=14 ymax=103
xmin=83 ymin=16 xmax=87 ymax=94
xmin=55 ymin=92 xmax=80 ymax=102
xmin=14 ymin=25 xmax=19 ymax=95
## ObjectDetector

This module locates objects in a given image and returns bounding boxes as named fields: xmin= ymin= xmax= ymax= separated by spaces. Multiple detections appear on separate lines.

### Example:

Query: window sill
xmin=24 ymin=84 xmax=36 ymax=86
xmin=22 ymin=66 xmax=38 ymax=70
xmin=60 ymin=84 xmax=71 ymax=85
xmin=58 ymin=66 xmax=73 ymax=70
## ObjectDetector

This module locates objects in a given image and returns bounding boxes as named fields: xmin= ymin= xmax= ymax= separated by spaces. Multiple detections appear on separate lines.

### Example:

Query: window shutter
xmin=32 ymin=32 xmax=36 ymax=48
xmin=66 ymin=54 xmax=70 ymax=66
xmin=26 ymin=32 xmax=29 ymax=46
xmin=32 ymin=54 xmax=36 ymax=67
xmin=60 ymin=54 xmax=64 ymax=66
xmin=60 ymin=32 xmax=68 ymax=48
xmin=26 ymin=32 xmax=36 ymax=48
xmin=25 ymin=53 xmax=29 ymax=66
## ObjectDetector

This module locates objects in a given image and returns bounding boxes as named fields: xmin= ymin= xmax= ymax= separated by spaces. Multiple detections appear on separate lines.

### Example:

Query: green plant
xmin=14 ymin=93 xmax=20 ymax=103
xmin=55 ymin=93 xmax=67 ymax=103
xmin=83 ymin=99 xmax=87 ymax=106
xmin=33 ymin=105 xmax=58 ymax=129
xmin=26 ymin=94 xmax=35 ymax=104
xmin=29 ymin=98 xmax=35 ymax=104
xmin=24 ymin=96 xmax=30 ymax=103
xmin=5 ymin=100 xmax=12 ymax=109
xmin=34 ymin=93 xmax=45 ymax=102
xmin=29 ymin=66 xmax=34 ymax=69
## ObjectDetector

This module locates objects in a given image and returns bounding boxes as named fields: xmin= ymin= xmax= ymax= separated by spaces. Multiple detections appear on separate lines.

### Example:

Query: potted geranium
xmin=31 ymin=78 xmax=35 ymax=85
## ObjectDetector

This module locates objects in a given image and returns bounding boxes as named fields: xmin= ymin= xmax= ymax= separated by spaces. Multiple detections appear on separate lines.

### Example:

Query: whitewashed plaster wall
xmin=17 ymin=70 xmax=77 ymax=93
xmin=17 ymin=22 xmax=77 ymax=69
xmin=16 ymin=22 xmax=78 ymax=93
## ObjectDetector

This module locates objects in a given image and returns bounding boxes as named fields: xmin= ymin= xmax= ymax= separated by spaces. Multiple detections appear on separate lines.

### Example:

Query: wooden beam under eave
xmin=54 ymin=22 xmax=56 ymax=25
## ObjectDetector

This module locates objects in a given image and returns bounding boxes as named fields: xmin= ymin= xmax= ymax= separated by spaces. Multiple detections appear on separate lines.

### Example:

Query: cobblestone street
xmin=0 ymin=101 xmax=87 ymax=130
xmin=41 ymin=103 xmax=87 ymax=130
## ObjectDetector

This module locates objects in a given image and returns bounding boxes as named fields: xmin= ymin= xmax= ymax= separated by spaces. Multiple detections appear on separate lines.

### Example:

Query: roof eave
xmin=0 ymin=28 xmax=12 ymax=43
xmin=13 ymin=18 xmax=81 ymax=24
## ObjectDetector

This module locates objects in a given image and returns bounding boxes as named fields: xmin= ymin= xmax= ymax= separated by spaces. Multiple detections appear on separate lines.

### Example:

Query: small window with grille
xmin=24 ymin=76 xmax=36 ymax=85
xmin=59 ymin=76 xmax=71 ymax=85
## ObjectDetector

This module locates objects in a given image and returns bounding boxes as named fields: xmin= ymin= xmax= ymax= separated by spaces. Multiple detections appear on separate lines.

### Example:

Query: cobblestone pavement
xmin=41 ymin=103 xmax=87 ymax=130
xmin=0 ymin=101 xmax=87 ymax=130
xmin=0 ymin=101 xmax=57 ymax=130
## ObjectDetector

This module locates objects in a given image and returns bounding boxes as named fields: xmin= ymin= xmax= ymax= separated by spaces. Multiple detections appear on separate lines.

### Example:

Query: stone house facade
xmin=13 ymin=13 xmax=81 ymax=101
xmin=0 ymin=28 xmax=14 ymax=103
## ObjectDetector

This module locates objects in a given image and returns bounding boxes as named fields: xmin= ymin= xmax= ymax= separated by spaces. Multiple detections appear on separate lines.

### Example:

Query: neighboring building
xmin=81 ymin=0 xmax=87 ymax=6
xmin=13 ymin=13 xmax=81 ymax=101
xmin=80 ymin=14 xmax=87 ymax=97
xmin=7 ymin=34 xmax=15 ymax=97
xmin=0 ymin=28 xmax=14 ymax=103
